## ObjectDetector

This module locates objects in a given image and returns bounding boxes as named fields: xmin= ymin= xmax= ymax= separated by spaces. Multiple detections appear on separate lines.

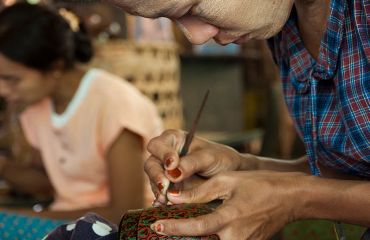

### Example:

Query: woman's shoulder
xmin=87 ymin=69 xmax=163 ymax=143
xmin=86 ymin=68 xmax=158 ymax=115
xmin=20 ymin=98 xmax=50 ymax=120
xmin=88 ymin=68 xmax=145 ymax=99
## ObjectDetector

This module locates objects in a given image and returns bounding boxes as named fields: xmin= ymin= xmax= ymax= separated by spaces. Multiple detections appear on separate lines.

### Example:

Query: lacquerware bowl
xmin=119 ymin=203 xmax=220 ymax=240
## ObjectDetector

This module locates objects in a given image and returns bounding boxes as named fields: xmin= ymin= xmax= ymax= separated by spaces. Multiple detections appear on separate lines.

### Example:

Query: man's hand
xmin=145 ymin=130 xmax=247 ymax=205
xmin=150 ymin=171 xmax=305 ymax=239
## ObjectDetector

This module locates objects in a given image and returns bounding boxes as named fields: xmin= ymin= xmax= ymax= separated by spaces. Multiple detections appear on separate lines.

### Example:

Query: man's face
xmin=108 ymin=0 xmax=294 ymax=44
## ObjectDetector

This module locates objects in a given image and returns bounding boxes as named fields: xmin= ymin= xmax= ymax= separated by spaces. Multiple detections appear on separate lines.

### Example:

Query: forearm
xmin=238 ymin=154 xmax=311 ymax=173
xmin=238 ymin=154 xmax=363 ymax=180
xmin=1 ymin=161 xmax=53 ymax=195
xmin=295 ymin=175 xmax=370 ymax=227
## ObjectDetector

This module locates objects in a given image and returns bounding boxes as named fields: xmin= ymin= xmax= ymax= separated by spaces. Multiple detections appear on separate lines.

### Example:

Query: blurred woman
xmin=0 ymin=2 xmax=162 ymax=225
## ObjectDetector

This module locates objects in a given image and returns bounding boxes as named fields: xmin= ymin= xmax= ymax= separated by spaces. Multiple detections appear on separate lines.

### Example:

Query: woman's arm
xmin=0 ymin=153 xmax=53 ymax=195
xmin=2 ymin=129 xmax=145 ymax=223
xmin=101 ymin=128 xmax=145 ymax=221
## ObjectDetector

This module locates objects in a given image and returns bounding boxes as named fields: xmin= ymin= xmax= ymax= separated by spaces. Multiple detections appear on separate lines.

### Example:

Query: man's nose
xmin=177 ymin=15 xmax=219 ymax=44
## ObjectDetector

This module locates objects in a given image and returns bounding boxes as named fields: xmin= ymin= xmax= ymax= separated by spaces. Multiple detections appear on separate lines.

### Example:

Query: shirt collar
xmin=282 ymin=0 xmax=345 ymax=81
xmin=314 ymin=0 xmax=345 ymax=80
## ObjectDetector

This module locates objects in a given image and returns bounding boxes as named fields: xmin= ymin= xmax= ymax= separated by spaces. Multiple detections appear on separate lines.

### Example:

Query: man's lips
xmin=234 ymin=34 xmax=251 ymax=44
xmin=214 ymin=32 xmax=251 ymax=45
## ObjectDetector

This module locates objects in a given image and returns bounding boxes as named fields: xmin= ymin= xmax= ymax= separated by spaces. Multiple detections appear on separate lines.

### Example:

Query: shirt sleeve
xmin=98 ymin=81 xmax=163 ymax=155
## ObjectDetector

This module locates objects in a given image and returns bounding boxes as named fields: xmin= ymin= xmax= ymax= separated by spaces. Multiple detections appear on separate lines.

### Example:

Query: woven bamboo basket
xmin=89 ymin=40 xmax=184 ymax=130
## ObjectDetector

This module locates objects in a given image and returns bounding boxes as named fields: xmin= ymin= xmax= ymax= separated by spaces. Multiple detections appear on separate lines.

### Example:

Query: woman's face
xmin=0 ymin=54 xmax=56 ymax=107
xmin=109 ymin=0 xmax=295 ymax=44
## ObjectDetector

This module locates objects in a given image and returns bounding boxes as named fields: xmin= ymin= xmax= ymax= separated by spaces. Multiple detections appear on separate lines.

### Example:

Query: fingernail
xmin=165 ymin=157 xmax=173 ymax=168
xmin=157 ymin=224 xmax=163 ymax=233
xmin=157 ymin=182 xmax=164 ymax=192
xmin=151 ymin=223 xmax=164 ymax=234
xmin=168 ymin=188 xmax=180 ymax=196
xmin=152 ymin=201 xmax=162 ymax=207
xmin=167 ymin=168 xmax=181 ymax=179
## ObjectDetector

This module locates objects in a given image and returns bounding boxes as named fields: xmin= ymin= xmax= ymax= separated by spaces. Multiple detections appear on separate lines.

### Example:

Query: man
xmin=109 ymin=0 xmax=369 ymax=239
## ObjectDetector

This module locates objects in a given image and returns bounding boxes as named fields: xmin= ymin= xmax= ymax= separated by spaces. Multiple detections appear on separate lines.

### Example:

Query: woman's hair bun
xmin=73 ymin=23 xmax=93 ymax=63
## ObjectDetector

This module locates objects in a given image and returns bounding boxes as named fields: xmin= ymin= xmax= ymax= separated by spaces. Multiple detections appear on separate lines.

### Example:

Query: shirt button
xmin=61 ymin=142 xmax=69 ymax=151
xmin=53 ymin=129 xmax=61 ymax=136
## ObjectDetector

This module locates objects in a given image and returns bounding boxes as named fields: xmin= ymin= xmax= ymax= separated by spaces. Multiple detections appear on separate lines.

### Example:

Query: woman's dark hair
xmin=0 ymin=3 xmax=93 ymax=71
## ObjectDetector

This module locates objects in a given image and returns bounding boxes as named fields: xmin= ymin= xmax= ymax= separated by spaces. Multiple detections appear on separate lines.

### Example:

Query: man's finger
xmin=168 ymin=150 xmax=216 ymax=182
xmin=167 ymin=174 xmax=230 ymax=204
xmin=151 ymin=209 xmax=227 ymax=237
xmin=147 ymin=130 xmax=186 ymax=170
xmin=144 ymin=156 xmax=170 ymax=195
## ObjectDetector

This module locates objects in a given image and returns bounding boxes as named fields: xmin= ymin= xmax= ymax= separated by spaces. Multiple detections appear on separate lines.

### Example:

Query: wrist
xmin=289 ymin=174 xmax=370 ymax=227
xmin=285 ymin=174 xmax=310 ymax=221
xmin=272 ymin=173 xmax=312 ymax=223
xmin=238 ymin=153 xmax=260 ymax=171
xmin=291 ymin=175 xmax=339 ymax=221
xmin=222 ymin=145 xmax=245 ymax=171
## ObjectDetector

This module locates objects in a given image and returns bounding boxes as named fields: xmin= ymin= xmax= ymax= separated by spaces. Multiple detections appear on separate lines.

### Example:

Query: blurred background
xmin=0 ymin=0 xmax=365 ymax=239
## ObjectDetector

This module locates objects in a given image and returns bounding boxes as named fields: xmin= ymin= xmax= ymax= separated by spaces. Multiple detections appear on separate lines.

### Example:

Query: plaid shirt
xmin=269 ymin=0 xmax=369 ymax=238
